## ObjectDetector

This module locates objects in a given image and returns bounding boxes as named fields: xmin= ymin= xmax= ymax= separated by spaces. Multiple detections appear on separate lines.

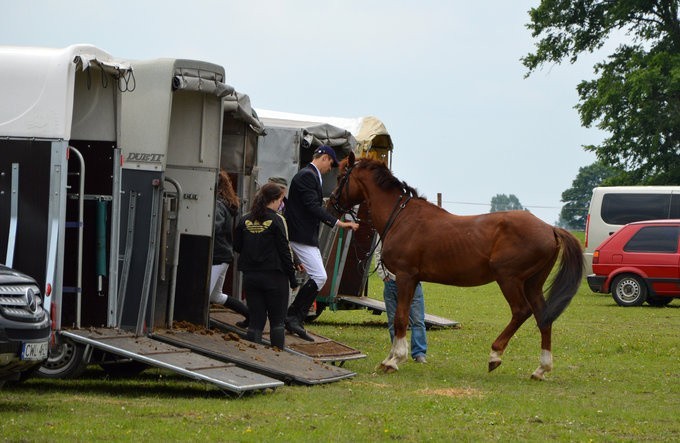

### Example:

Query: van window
xmin=601 ymin=194 xmax=674 ymax=224
xmin=624 ymin=226 xmax=680 ymax=253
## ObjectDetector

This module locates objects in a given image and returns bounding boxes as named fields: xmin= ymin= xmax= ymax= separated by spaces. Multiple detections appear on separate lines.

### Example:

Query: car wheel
xmin=37 ymin=338 xmax=88 ymax=379
xmin=646 ymin=295 xmax=673 ymax=307
xmin=611 ymin=274 xmax=647 ymax=307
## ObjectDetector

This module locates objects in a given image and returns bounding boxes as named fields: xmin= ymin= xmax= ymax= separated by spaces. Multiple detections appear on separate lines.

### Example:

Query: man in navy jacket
xmin=285 ymin=145 xmax=359 ymax=340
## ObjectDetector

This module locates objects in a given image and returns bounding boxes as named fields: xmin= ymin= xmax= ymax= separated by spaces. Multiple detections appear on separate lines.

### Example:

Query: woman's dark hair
xmin=250 ymin=183 xmax=283 ymax=221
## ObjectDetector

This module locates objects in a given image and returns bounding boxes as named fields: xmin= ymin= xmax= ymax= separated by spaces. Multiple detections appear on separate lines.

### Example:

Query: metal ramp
xmin=152 ymin=327 xmax=356 ymax=385
xmin=61 ymin=328 xmax=283 ymax=395
xmin=337 ymin=295 xmax=461 ymax=329
xmin=209 ymin=309 xmax=366 ymax=364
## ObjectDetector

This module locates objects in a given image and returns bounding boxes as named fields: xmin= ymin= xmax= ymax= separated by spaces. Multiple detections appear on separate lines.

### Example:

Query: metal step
xmin=337 ymin=295 xmax=461 ymax=329
xmin=61 ymin=328 xmax=283 ymax=395
xmin=153 ymin=326 xmax=356 ymax=385
xmin=209 ymin=308 xmax=366 ymax=364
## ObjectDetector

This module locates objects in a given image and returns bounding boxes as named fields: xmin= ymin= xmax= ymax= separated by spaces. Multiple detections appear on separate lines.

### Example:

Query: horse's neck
xmin=363 ymin=185 xmax=406 ymax=235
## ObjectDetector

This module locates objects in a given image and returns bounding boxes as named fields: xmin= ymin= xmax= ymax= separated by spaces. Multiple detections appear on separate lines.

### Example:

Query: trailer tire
xmin=37 ymin=338 xmax=88 ymax=379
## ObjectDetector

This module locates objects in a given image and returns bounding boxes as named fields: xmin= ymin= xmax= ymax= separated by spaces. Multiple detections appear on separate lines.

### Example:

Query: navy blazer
xmin=286 ymin=165 xmax=338 ymax=246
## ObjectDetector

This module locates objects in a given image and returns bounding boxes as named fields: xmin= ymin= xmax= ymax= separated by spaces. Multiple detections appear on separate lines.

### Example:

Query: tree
xmin=490 ymin=194 xmax=525 ymax=212
xmin=523 ymin=1 xmax=680 ymax=185
xmin=558 ymin=161 xmax=617 ymax=229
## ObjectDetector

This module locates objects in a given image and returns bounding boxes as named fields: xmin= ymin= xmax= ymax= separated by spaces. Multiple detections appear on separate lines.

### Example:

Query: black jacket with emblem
xmin=234 ymin=208 xmax=298 ymax=289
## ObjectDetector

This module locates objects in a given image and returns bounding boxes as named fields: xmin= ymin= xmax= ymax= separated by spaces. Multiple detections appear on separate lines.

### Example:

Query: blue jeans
xmin=383 ymin=280 xmax=427 ymax=359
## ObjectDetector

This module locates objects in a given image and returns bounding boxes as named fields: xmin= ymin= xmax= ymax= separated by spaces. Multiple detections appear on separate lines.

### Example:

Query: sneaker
xmin=414 ymin=355 xmax=427 ymax=364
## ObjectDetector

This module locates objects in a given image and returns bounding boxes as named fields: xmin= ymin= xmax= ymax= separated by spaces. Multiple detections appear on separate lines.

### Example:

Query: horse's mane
xmin=355 ymin=158 xmax=424 ymax=200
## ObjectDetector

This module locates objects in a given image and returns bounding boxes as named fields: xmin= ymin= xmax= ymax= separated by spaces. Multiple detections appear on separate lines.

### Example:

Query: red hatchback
xmin=587 ymin=219 xmax=680 ymax=307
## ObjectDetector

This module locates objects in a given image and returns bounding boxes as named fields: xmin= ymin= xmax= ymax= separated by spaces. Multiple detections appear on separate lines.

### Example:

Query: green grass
xmin=2 ymin=269 xmax=679 ymax=442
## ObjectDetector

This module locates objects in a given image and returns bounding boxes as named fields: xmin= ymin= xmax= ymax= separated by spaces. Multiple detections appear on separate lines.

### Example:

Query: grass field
xmin=2 ymin=246 xmax=679 ymax=441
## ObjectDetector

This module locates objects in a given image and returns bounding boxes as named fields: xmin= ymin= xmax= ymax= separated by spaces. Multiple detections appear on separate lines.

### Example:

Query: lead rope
xmin=360 ymin=189 xmax=412 ymax=276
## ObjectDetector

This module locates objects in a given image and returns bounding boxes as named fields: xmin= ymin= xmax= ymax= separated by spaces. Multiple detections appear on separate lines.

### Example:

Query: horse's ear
xmin=348 ymin=151 xmax=355 ymax=166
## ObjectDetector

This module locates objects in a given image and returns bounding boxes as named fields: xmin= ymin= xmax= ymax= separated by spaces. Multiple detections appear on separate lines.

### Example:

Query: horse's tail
xmin=541 ymin=228 xmax=584 ymax=328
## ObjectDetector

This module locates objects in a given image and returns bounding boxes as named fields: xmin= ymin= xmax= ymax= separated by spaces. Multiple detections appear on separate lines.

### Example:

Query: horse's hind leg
xmin=490 ymin=279 xmax=532 ymax=372
xmin=524 ymin=270 xmax=554 ymax=381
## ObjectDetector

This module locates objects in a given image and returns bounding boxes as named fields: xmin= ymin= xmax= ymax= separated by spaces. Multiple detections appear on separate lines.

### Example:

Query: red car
xmin=587 ymin=219 xmax=680 ymax=307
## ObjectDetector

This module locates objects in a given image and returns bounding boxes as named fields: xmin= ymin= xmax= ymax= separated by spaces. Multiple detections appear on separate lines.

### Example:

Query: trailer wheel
xmin=37 ymin=338 xmax=88 ymax=379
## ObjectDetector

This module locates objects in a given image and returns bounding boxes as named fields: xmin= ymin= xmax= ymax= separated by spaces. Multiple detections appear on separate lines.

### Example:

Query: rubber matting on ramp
xmin=152 ymin=328 xmax=356 ymax=385
xmin=62 ymin=328 xmax=282 ymax=394
xmin=209 ymin=308 xmax=366 ymax=363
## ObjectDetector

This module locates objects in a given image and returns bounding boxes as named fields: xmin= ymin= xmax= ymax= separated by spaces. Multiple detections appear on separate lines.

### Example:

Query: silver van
xmin=584 ymin=186 xmax=680 ymax=273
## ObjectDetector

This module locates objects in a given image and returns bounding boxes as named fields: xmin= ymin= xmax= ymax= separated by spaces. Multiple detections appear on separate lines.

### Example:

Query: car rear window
xmin=624 ymin=226 xmax=680 ymax=253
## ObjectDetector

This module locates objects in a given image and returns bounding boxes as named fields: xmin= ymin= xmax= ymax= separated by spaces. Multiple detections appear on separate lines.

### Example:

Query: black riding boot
xmin=224 ymin=296 xmax=250 ymax=328
xmin=285 ymin=279 xmax=318 ymax=342
xmin=270 ymin=325 xmax=285 ymax=350
xmin=246 ymin=328 xmax=263 ymax=345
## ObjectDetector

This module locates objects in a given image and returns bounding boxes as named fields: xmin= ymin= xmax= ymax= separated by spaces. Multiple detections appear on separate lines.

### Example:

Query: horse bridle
xmin=330 ymin=163 xmax=360 ymax=222
xmin=331 ymin=160 xmax=413 ymax=276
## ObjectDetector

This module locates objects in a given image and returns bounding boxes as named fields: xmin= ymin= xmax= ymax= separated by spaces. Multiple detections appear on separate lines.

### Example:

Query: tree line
xmin=524 ymin=1 xmax=680 ymax=230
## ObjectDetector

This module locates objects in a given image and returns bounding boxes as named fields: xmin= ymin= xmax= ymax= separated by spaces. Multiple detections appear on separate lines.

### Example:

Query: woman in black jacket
xmin=234 ymin=183 xmax=299 ymax=349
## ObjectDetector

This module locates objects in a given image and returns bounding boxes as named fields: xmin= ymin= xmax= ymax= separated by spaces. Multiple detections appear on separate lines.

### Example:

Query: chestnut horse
xmin=330 ymin=153 xmax=583 ymax=380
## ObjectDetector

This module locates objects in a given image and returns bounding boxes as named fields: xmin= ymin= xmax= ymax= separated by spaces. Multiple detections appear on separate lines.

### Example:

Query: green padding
xmin=96 ymin=199 xmax=108 ymax=276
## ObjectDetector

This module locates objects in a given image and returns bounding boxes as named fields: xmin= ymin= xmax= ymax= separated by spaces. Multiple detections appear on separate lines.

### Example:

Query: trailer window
xmin=601 ymin=194 xmax=671 ymax=225
xmin=624 ymin=226 xmax=680 ymax=253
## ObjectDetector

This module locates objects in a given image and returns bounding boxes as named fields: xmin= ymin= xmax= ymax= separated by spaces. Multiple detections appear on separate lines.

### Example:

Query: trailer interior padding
xmin=0 ymin=140 xmax=51 ymax=286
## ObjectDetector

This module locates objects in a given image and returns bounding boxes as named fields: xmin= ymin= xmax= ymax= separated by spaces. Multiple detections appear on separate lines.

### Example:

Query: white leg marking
xmin=531 ymin=349 xmax=553 ymax=381
xmin=489 ymin=349 xmax=503 ymax=364
xmin=381 ymin=336 xmax=409 ymax=372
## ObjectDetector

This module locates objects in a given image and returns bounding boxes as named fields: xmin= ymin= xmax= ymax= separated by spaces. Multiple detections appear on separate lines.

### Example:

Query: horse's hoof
xmin=488 ymin=360 xmax=502 ymax=372
xmin=530 ymin=373 xmax=545 ymax=381
xmin=378 ymin=363 xmax=398 ymax=374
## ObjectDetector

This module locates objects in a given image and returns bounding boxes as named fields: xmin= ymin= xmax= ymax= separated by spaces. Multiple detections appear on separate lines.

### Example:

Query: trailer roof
xmin=256 ymin=109 xmax=393 ymax=154
xmin=0 ymin=44 xmax=132 ymax=140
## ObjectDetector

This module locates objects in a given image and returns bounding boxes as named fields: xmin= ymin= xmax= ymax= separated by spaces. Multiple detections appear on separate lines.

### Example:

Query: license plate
xmin=21 ymin=341 xmax=49 ymax=361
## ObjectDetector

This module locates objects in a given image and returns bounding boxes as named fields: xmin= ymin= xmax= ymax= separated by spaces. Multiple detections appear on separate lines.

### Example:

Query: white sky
xmin=1 ymin=0 xmax=608 ymax=224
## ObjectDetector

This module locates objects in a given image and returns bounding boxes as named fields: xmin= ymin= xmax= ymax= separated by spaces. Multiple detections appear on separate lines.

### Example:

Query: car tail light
xmin=592 ymin=250 xmax=599 ymax=265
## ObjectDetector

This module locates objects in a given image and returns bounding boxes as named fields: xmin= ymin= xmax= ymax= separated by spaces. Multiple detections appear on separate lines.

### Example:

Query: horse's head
xmin=329 ymin=151 xmax=365 ymax=215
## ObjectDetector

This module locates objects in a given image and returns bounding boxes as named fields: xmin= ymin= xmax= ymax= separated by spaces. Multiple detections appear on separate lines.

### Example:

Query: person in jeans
xmin=233 ymin=183 xmax=298 ymax=349
xmin=375 ymin=240 xmax=428 ymax=363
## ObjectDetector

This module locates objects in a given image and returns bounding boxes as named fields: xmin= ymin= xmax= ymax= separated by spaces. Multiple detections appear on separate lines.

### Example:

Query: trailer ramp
xmin=337 ymin=295 xmax=461 ymax=329
xmin=61 ymin=329 xmax=283 ymax=395
xmin=152 ymin=327 xmax=356 ymax=385
xmin=210 ymin=309 xmax=366 ymax=364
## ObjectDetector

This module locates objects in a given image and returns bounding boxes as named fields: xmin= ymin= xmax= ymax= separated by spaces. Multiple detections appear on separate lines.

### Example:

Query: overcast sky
xmin=2 ymin=1 xmax=608 ymax=224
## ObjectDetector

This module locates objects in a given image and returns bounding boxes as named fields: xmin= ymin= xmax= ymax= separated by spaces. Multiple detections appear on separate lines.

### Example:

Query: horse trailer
xmin=0 ymin=45 xmax=355 ymax=393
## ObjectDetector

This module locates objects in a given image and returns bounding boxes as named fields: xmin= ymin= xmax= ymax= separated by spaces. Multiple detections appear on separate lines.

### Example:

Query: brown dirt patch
xmin=418 ymin=387 xmax=483 ymax=398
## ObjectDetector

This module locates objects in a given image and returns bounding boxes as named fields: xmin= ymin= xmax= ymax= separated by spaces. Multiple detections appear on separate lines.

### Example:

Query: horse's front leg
xmin=379 ymin=336 xmax=409 ymax=373
xmin=379 ymin=279 xmax=414 ymax=373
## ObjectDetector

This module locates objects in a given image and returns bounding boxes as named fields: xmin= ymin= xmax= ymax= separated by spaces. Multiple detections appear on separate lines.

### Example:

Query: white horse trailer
xmin=0 ymin=46 xmax=287 ymax=393
xmin=0 ymin=46 xmax=355 ymax=391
